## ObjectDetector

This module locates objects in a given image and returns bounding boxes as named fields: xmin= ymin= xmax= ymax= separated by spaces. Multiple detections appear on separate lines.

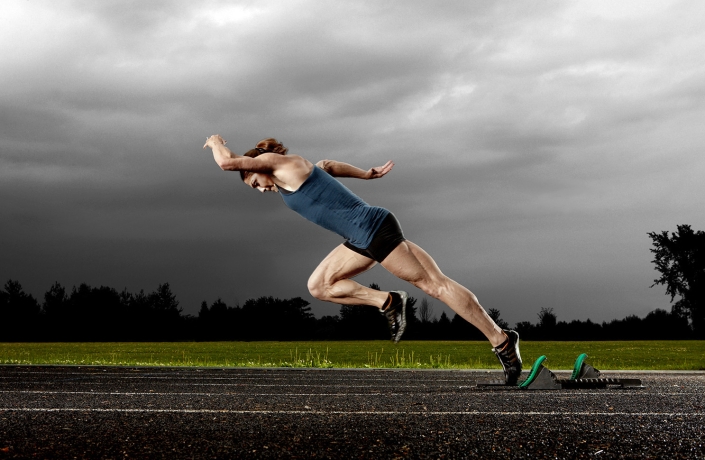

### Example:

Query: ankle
xmin=382 ymin=291 xmax=403 ymax=311
xmin=381 ymin=293 xmax=392 ymax=311
xmin=493 ymin=331 xmax=509 ymax=350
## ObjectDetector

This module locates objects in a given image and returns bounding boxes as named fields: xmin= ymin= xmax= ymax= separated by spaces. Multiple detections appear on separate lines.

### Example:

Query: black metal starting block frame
xmin=477 ymin=353 xmax=643 ymax=390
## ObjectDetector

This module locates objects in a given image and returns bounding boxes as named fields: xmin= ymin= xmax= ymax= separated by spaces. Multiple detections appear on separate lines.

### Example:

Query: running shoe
xmin=380 ymin=291 xmax=408 ymax=343
xmin=493 ymin=330 xmax=522 ymax=385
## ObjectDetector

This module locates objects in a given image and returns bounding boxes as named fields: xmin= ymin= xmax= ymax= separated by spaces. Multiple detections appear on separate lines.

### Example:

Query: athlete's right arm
xmin=203 ymin=135 xmax=277 ymax=173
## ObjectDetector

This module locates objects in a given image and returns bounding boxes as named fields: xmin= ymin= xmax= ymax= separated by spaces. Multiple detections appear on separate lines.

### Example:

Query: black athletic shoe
xmin=381 ymin=291 xmax=407 ymax=343
xmin=493 ymin=330 xmax=522 ymax=385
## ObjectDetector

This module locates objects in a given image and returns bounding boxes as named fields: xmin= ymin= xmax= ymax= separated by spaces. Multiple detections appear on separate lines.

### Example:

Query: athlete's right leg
xmin=307 ymin=244 xmax=389 ymax=308
xmin=381 ymin=240 xmax=522 ymax=383
xmin=380 ymin=240 xmax=507 ymax=347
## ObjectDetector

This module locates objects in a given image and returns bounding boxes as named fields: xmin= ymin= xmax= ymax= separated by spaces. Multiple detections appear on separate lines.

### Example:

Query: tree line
xmin=2 ymin=223 xmax=702 ymax=341
xmin=0 ymin=279 xmax=697 ymax=341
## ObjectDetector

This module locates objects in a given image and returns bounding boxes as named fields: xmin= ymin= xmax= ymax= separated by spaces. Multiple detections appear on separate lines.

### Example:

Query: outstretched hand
xmin=203 ymin=134 xmax=227 ymax=150
xmin=366 ymin=161 xmax=394 ymax=179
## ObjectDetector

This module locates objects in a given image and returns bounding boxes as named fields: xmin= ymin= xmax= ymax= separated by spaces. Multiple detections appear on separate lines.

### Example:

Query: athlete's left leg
xmin=307 ymin=244 xmax=389 ymax=307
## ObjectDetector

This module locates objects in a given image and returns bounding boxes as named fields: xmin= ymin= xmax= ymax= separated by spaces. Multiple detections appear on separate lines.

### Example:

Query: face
xmin=246 ymin=173 xmax=278 ymax=193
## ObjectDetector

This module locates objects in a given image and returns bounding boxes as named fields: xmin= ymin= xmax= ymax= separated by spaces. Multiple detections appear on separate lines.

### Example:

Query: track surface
xmin=0 ymin=366 xmax=703 ymax=459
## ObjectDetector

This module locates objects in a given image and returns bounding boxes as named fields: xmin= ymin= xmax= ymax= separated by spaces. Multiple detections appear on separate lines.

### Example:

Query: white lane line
xmin=0 ymin=391 xmax=383 ymax=396
xmin=0 ymin=374 xmax=460 ymax=381
xmin=0 ymin=408 xmax=702 ymax=416
xmin=0 ymin=382 xmax=674 ymax=392
xmin=0 ymin=377 xmax=488 ymax=384
xmin=1 ymin=386 xmax=692 ymax=397
xmin=0 ymin=383 xmax=434 ymax=388
xmin=0 ymin=390 xmax=696 ymax=397
xmin=0 ymin=374 xmax=473 ymax=379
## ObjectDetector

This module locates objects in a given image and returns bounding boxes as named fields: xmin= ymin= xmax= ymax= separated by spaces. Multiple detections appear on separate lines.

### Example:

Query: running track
xmin=0 ymin=366 xmax=703 ymax=459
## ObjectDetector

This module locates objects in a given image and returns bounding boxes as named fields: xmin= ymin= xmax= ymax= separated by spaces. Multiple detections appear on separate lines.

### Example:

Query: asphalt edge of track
xmin=0 ymin=363 xmax=703 ymax=374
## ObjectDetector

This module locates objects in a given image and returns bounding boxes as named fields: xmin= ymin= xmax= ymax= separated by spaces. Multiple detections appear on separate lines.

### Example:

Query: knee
xmin=417 ymin=276 xmax=452 ymax=301
xmin=307 ymin=273 xmax=328 ymax=301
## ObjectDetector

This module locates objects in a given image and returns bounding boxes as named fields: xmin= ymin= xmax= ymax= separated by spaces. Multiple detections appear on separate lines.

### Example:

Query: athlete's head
xmin=255 ymin=138 xmax=288 ymax=155
xmin=240 ymin=138 xmax=288 ymax=192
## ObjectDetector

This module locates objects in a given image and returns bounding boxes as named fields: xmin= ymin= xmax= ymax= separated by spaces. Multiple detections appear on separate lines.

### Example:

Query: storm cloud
xmin=2 ymin=0 xmax=704 ymax=324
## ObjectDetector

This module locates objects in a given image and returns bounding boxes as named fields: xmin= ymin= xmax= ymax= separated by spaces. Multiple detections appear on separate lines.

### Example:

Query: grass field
xmin=1 ymin=341 xmax=704 ymax=370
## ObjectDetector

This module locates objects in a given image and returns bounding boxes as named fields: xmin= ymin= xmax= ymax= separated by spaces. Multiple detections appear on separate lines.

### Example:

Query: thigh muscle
xmin=309 ymin=244 xmax=378 ymax=288
xmin=380 ymin=241 xmax=447 ymax=293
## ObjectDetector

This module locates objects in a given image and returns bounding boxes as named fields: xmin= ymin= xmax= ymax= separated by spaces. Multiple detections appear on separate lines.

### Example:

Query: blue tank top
xmin=279 ymin=166 xmax=390 ymax=249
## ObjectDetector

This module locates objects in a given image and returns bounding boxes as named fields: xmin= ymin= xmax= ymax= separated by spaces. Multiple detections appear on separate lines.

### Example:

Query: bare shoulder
xmin=267 ymin=153 xmax=312 ymax=170
xmin=249 ymin=153 xmax=306 ymax=169
xmin=271 ymin=154 xmax=314 ymax=188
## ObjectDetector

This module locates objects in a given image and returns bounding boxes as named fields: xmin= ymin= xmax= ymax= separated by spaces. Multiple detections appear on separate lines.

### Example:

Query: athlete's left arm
xmin=316 ymin=159 xmax=394 ymax=180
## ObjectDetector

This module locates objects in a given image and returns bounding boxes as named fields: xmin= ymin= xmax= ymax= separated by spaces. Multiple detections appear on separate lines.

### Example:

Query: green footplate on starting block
xmin=570 ymin=353 xmax=602 ymax=380
xmin=519 ymin=355 xmax=546 ymax=388
xmin=518 ymin=355 xmax=562 ymax=390
xmin=571 ymin=353 xmax=588 ymax=380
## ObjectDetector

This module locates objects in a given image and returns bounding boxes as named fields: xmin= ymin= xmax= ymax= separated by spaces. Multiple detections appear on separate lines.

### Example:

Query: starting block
xmin=478 ymin=353 xmax=643 ymax=390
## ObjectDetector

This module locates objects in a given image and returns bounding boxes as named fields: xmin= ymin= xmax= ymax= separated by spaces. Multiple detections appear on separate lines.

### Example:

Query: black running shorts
xmin=344 ymin=213 xmax=406 ymax=263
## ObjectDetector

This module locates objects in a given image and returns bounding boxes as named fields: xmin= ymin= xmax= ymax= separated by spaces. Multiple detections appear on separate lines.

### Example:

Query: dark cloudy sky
xmin=2 ymin=1 xmax=704 ymax=325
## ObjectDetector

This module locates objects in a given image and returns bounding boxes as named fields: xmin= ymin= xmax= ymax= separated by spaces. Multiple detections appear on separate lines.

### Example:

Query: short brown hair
xmin=239 ymin=138 xmax=288 ymax=182
xmin=255 ymin=138 xmax=288 ymax=155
